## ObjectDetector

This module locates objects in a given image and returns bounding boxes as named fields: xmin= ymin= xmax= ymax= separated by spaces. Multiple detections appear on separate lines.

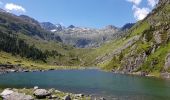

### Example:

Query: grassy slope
xmin=80 ymin=20 xmax=150 ymax=67
xmin=0 ymin=51 xmax=84 ymax=70
xmin=0 ymin=11 xmax=91 ymax=67
xmin=100 ymin=3 xmax=170 ymax=76
xmin=0 ymin=2 xmax=169 ymax=72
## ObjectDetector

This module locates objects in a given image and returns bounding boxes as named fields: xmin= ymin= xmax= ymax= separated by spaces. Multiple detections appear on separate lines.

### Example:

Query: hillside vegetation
xmin=0 ymin=9 xmax=88 ymax=67
xmin=98 ymin=0 xmax=170 ymax=76
xmin=0 ymin=0 xmax=169 ymax=76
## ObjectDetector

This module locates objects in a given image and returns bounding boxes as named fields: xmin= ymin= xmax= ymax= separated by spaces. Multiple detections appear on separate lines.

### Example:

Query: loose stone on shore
xmin=0 ymin=87 xmax=92 ymax=100
xmin=0 ymin=89 xmax=33 ymax=100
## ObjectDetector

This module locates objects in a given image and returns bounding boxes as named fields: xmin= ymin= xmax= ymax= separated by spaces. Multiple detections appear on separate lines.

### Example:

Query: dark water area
xmin=0 ymin=69 xmax=170 ymax=100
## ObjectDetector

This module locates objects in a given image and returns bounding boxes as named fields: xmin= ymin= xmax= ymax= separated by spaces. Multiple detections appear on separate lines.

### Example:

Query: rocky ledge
xmin=0 ymin=86 xmax=92 ymax=100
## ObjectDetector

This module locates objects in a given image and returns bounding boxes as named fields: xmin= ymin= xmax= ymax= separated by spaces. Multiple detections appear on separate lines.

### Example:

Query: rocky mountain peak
xmin=19 ymin=15 xmax=41 ymax=27
xmin=40 ymin=22 xmax=63 ymax=32
xmin=68 ymin=25 xmax=76 ymax=28
xmin=105 ymin=25 xmax=117 ymax=30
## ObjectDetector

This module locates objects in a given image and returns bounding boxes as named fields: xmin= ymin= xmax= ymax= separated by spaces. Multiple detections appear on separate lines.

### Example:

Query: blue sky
xmin=0 ymin=0 xmax=158 ymax=28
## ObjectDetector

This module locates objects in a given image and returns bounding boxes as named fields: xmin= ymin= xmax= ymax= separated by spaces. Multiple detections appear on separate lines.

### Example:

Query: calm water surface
xmin=0 ymin=69 xmax=170 ymax=100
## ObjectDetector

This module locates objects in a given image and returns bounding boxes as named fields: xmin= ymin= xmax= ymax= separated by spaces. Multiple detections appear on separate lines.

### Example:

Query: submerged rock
xmin=34 ymin=89 xmax=51 ymax=99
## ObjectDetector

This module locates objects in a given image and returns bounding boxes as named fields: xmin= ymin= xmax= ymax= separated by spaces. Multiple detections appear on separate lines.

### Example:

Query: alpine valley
xmin=0 ymin=0 xmax=170 ymax=100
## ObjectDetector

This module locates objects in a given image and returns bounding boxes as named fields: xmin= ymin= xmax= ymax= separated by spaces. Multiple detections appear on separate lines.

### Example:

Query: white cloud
xmin=147 ymin=0 xmax=159 ymax=7
xmin=5 ymin=3 xmax=26 ymax=13
xmin=132 ymin=5 xmax=150 ymax=20
xmin=127 ymin=0 xmax=142 ymax=5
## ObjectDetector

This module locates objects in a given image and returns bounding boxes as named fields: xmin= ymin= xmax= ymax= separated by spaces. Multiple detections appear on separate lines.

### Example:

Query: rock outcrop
xmin=165 ymin=53 xmax=170 ymax=70
xmin=0 ymin=89 xmax=33 ymax=100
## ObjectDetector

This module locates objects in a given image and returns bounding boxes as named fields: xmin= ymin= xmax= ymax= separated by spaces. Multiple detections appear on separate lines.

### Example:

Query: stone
xmin=5 ymin=92 xmax=33 ymax=100
xmin=100 ymin=97 xmax=106 ymax=100
xmin=161 ymin=72 xmax=170 ymax=79
xmin=75 ymin=94 xmax=84 ymax=98
xmin=55 ymin=89 xmax=61 ymax=93
xmin=48 ymin=88 xmax=55 ymax=93
xmin=34 ymin=86 xmax=39 ymax=90
xmin=34 ymin=89 xmax=51 ymax=99
xmin=153 ymin=31 xmax=162 ymax=44
xmin=1 ymin=89 xmax=33 ymax=100
xmin=9 ymin=69 xmax=16 ymax=72
xmin=0 ymin=89 xmax=14 ymax=96
xmin=50 ymin=95 xmax=58 ymax=99
xmin=165 ymin=53 xmax=170 ymax=70
xmin=63 ymin=95 xmax=71 ymax=100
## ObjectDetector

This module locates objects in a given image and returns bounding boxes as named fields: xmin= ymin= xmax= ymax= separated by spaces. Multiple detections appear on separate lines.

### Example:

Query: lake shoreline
xmin=1 ymin=64 xmax=170 ymax=80
xmin=0 ymin=64 xmax=91 ymax=75
xmin=111 ymin=69 xmax=170 ymax=80
xmin=0 ymin=68 xmax=170 ymax=100
xmin=0 ymin=87 xmax=93 ymax=100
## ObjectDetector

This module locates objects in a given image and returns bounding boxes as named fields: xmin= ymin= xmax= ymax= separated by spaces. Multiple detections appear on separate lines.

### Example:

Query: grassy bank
xmin=0 ymin=51 xmax=86 ymax=70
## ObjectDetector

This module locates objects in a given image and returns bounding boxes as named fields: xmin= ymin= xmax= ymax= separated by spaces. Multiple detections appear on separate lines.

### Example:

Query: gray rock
xmin=1 ymin=89 xmax=33 ymax=100
xmin=75 ymin=94 xmax=84 ymax=98
xmin=161 ymin=72 xmax=170 ymax=79
xmin=34 ymin=89 xmax=51 ymax=99
xmin=34 ymin=86 xmax=39 ymax=90
xmin=153 ymin=31 xmax=163 ymax=44
xmin=165 ymin=53 xmax=170 ymax=70
xmin=48 ymin=88 xmax=55 ymax=94
xmin=100 ymin=97 xmax=106 ymax=100
xmin=0 ymin=89 xmax=14 ymax=96
xmin=50 ymin=95 xmax=58 ymax=99
xmin=63 ymin=95 xmax=71 ymax=100
xmin=55 ymin=90 xmax=61 ymax=93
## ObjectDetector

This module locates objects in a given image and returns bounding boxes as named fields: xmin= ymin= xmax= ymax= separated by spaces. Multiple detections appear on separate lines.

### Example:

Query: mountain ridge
xmin=41 ymin=22 xmax=134 ymax=48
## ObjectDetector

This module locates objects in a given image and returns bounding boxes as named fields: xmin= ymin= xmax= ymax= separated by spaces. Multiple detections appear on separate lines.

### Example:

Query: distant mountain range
xmin=40 ymin=22 xmax=134 ymax=48
xmin=0 ymin=9 xmax=134 ymax=48
xmin=0 ymin=0 xmax=169 ymax=76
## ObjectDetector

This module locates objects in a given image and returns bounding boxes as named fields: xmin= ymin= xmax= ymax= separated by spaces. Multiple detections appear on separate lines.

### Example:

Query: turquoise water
xmin=0 ymin=69 xmax=170 ymax=100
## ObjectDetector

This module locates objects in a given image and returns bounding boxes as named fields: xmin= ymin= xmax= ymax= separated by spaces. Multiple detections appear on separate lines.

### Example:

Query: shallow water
xmin=0 ymin=69 xmax=170 ymax=100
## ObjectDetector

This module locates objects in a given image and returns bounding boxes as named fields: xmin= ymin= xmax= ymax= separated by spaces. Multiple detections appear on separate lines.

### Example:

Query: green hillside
xmin=0 ymin=10 xmax=88 ymax=67
xmin=99 ymin=0 xmax=170 ymax=76
xmin=0 ymin=0 xmax=169 ymax=76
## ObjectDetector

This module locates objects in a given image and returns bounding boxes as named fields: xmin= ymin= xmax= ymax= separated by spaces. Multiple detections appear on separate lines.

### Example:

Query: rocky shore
xmin=0 ymin=64 xmax=81 ymax=75
xmin=0 ymin=64 xmax=33 ymax=74
xmin=111 ymin=69 xmax=170 ymax=79
xmin=0 ymin=87 xmax=92 ymax=100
